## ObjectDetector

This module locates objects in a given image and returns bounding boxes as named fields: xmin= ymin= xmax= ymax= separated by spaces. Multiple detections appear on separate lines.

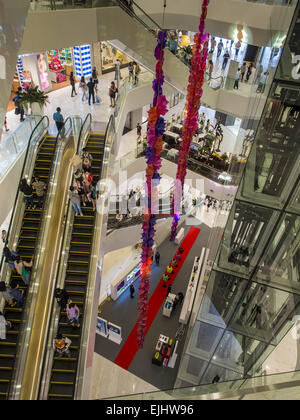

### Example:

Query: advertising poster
xmin=37 ymin=52 xmax=50 ymax=91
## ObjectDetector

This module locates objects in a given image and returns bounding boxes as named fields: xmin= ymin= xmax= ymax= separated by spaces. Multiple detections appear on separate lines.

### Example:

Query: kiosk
xmin=163 ymin=293 xmax=177 ymax=318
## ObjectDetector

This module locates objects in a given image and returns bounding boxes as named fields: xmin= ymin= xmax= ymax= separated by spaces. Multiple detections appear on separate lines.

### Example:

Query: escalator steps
xmin=48 ymin=134 xmax=105 ymax=400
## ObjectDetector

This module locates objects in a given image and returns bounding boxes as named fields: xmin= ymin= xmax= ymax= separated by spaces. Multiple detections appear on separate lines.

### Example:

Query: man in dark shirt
xmin=222 ymin=51 xmax=230 ymax=70
xmin=87 ymin=78 xmax=95 ymax=105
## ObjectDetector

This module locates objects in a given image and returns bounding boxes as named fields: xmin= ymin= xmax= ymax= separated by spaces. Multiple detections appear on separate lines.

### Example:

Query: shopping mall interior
xmin=0 ymin=0 xmax=299 ymax=401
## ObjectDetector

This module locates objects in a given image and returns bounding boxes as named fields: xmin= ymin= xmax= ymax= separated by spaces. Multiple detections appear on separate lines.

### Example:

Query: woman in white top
xmin=80 ymin=76 xmax=88 ymax=102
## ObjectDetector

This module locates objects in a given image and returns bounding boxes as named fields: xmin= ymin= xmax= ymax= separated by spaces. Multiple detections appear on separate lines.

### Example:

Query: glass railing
xmin=9 ymin=116 xmax=81 ymax=400
xmin=0 ymin=115 xmax=42 ymax=181
xmin=0 ymin=115 xmax=49 ymax=286
xmin=105 ymin=368 xmax=300 ymax=400
xmin=242 ymin=0 xmax=295 ymax=5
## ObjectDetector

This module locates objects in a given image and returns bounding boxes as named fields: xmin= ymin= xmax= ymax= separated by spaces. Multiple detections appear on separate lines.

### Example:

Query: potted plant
xmin=18 ymin=86 xmax=49 ymax=116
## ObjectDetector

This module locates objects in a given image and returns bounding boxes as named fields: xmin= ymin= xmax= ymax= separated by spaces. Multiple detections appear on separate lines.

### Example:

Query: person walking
xmin=134 ymin=62 xmax=141 ymax=85
xmin=109 ymin=81 xmax=117 ymax=108
xmin=53 ymin=333 xmax=72 ymax=358
xmin=234 ymin=68 xmax=241 ymax=90
xmin=79 ymin=76 xmax=88 ymax=102
xmin=210 ymin=36 xmax=216 ymax=52
xmin=87 ymin=78 xmax=95 ymax=105
xmin=130 ymin=284 xmax=135 ymax=298
xmin=235 ymin=41 xmax=241 ymax=58
xmin=53 ymin=107 xmax=64 ymax=133
xmin=128 ymin=61 xmax=134 ymax=83
xmin=245 ymin=62 xmax=254 ymax=83
xmin=136 ymin=123 xmax=142 ymax=139
xmin=217 ymin=39 xmax=223 ymax=58
xmin=208 ymin=60 xmax=214 ymax=80
xmin=69 ymin=186 xmax=83 ymax=216
xmin=240 ymin=62 xmax=247 ymax=82
xmin=254 ymin=63 xmax=264 ymax=84
xmin=13 ymin=87 xmax=25 ymax=122
xmin=14 ymin=256 xmax=33 ymax=285
xmin=19 ymin=178 xmax=34 ymax=209
xmin=70 ymin=71 xmax=77 ymax=97
xmin=32 ymin=176 xmax=46 ymax=208
xmin=155 ymin=250 xmax=160 ymax=265
xmin=222 ymin=50 xmax=230 ymax=70
xmin=66 ymin=302 xmax=80 ymax=328
xmin=114 ymin=58 xmax=122 ymax=81
xmin=92 ymin=66 xmax=99 ymax=89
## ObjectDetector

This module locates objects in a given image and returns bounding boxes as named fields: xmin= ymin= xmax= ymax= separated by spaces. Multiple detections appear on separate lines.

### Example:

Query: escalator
xmin=0 ymin=132 xmax=57 ymax=400
xmin=47 ymin=132 xmax=105 ymax=400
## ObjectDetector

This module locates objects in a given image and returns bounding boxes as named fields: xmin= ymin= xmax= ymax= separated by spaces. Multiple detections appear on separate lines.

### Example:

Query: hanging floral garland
xmin=170 ymin=0 xmax=210 ymax=241
xmin=137 ymin=31 xmax=168 ymax=349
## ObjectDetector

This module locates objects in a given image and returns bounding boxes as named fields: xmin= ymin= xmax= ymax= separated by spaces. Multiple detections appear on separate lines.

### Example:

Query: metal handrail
xmin=77 ymin=113 xmax=92 ymax=154
xmin=0 ymin=115 xmax=49 ymax=274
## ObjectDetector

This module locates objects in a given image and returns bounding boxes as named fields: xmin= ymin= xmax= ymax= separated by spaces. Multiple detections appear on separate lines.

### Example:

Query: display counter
xmin=152 ymin=334 xmax=173 ymax=367
xmin=162 ymin=293 xmax=177 ymax=318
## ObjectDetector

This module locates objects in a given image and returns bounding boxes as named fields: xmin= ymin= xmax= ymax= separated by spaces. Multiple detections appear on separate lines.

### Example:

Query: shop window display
xmin=100 ymin=41 xmax=131 ymax=74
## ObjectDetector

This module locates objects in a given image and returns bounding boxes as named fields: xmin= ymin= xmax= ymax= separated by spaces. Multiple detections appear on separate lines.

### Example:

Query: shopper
xmin=234 ymin=68 xmax=241 ymax=90
xmin=134 ymin=63 xmax=141 ymax=85
xmin=13 ymin=87 xmax=25 ymax=122
xmin=70 ymin=71 xmax=77 ymax=97
xmin=128 ymin=61 xmax=134 ymax=83
xmin=69 ymin=186 xmax=83 ymax=216
xmin=168 ymin=35 xmax=178 ymax=55
xmin=53 ymin=333 xmax=72 ymax=358
xmin=89 ymin=179 xmax=98 ymax=211
xmin=55 ymin=288 xmax=70 ymax=311
xmin=3 ymin=247 xmax=19 ymax=271
xmin=172 ymin=296 xmax=178 ymax=311
xmin=0 ymin=281 xmax=16 ymax=307
xmin=82 ymin=171 xmax=93 ymax=195
xmin=80 ymin=76 xmax=88 ymax=102
xmin=217 ymin=39 xmax=223 ymax=58
xmin=0 ymin=311 xmax=12 ymax=340
xmin=222 ymin=50 xmax=230 ymax=70
xmin=245 ymin=62 xmax=254 ymax=82
xmin=256 ymin=71 xmax=269 ymax=93
xmin=14 ymin=256 xmax=33 ymax=285
xmin=210 ymin=36 xmax=216 ymax=52
xmin=240 ymin=62 xmax=247 ymax=82
xmin=75 ymin=179 xmax=86 ymax=207
xmin=32 ymin=176 xmax=46 ymax=208
xmin=155 ymin=251 xmax=160 ymax=265
xmin=92 ymin=66 xmax=99 ymax=89
xmin=137 ymin=123 xmax=142 ymax=139
xmin=53 ymin=107 xmax=64 ymax=133
xmin=87 ymin=78 xmax=95 ymax=105
xmin=81 ymin=147 xmax=93 ymax=164
xmin=82 ymin=158 xmax=92 ymax=173
xmin=114 ymin=58 xmax=122 ymax=81
xmin=130 ymin=284 xmax=135 ymax=299
xmin=109 ymin=81 xmax=117 ymax=108
xmin=255 ymin=63 xmax=264 ymax=84
xmin=19 ymin=178 xmax=34 ymax=209
xmin=10 ymin=279 xmax=25 ymax=307
xmin=66 ymin=302 xmax=80 ymax=328
xmin=235 ymin=41 xmax=241 ymax=58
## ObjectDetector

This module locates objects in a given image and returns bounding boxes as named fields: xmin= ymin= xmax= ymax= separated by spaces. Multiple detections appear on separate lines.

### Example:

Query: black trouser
xmin=20 ymin=107 xmax=25 ymax=121
xmin=56 ymin=121 xmax=64 ymax=133
xmin=88 ymin=90 xmax=95 ymax=105
xmin=222 ymin=59 xmax=228 ymax=70
xmin=71 ymin=84 xmax=76 ymax=96
xmin=234 ymin=80 xmax=239 ymax=89
xmin=37 ymin=195 xmax=44 ymax=208
xmin=217 ymin=49 xmax=222 ymax=58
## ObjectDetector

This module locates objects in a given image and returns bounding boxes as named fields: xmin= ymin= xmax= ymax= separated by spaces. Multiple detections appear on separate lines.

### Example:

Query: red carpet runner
xmin=114 ymin=226 xmax=201 ymax=370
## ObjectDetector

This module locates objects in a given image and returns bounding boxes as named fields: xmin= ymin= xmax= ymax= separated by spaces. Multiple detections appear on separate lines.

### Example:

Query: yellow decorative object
xmin=116 ymin=50 xmax=124 ymax=63
xmin=180 ymin=34 xmax=191 ymax=47
xmin=237 ymin=25 xmax=244 ymax=43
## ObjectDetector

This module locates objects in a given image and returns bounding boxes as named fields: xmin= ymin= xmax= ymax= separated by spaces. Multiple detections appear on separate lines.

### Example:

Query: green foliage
xmin=18 ymin=86 xmax=49 ymax=110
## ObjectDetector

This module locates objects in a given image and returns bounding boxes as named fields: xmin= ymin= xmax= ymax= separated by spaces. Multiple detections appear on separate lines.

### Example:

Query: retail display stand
xmin=152 ymin=334 xmax=174 ymax=367
xmin=162 ymin=293 xmax=177 ymax=318
xmin=175 ymin=228 xmax=185 ymax=244
xmin=179 ymin=251 xmax=204 ymax=324
xmin=107 ymin=322 xmax=122 ymax=345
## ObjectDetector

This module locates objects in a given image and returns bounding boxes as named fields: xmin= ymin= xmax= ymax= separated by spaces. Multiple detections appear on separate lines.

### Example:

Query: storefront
xmin=48 ymin=48 xmax=73 ymax=84
xmin=100 ymin=41 xmax=131 ymax=74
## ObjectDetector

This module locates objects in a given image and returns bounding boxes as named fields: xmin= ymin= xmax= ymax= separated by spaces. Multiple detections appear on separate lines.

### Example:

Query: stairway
xmin=0 ymin=135 xmax=57 ymax=400
xmin=47 ymin=133 xmax=105 ymax=400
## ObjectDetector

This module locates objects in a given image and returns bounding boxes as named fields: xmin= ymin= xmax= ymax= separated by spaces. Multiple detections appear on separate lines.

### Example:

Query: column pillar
xmin=92 ymin=42 xmax=102 ymax=76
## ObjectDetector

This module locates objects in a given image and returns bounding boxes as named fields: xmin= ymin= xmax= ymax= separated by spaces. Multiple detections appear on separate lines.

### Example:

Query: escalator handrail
xmin=0 ymin=115 xmax=49 ymax=275
xmin=77 ymin=113 xmax=92 ymax=154
xmin=113 ymin=0 xmax=163 ymax=32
